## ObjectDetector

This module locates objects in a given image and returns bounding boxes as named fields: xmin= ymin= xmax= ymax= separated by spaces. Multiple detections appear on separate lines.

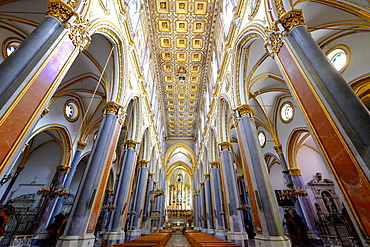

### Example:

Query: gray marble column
xmin=218 ymin=145 xmax=247 ymax=244
xmin=289 ymin=26 xmax=370 ymax=166
xmin=204 ymin=174 xmax=214 ymax=235
xmin=209 ymin=163 xmax=226 ymax=239
xmin=103 ymin=140 xmax=138 ymax=246
xmin=239 ymin=177 xmax=255 ymax=239
xmin=157 ymin=170 xmax=166 ymax=229
xmin=51 ymin=141 xmax=87 ymax=221
xmin=0 ymin=16 xmax=63 ymax=104
xmin=235 ymin=105 xmax=290 ymax=246
xmin=58 ymin=107 xmax=122 ymax=247
xmin=143 ymin=173 xmax=154 ymax=222
xmin=192 ymin=171 xmax=200 ymax=230
xmin=127 ymin=161 xmax=149 ymax=239
xmin=200 ymin=183 xmax=207 ymax=231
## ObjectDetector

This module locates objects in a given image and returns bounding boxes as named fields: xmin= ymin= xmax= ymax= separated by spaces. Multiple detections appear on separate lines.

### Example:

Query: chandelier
xmin=278 ymin=183 xmax=308 ymax=201
xmin=278 ymin=171 xmax=308 ymax=201
xmin=102 ymin=203 xmax=117 ymax=211
xmin=237 ymin=205 xmax=251 ymax=211
xmin=37 ymin=184 xmax=70 ymax=199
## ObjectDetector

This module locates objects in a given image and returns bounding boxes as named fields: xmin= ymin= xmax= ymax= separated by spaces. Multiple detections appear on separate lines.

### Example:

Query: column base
xmin=30 ymin=231 xmax=48 ymax=246
xmin=126 ymin=229 xmax=142 ymax=241
xmin=254 ymin=234 xmax=291 ymax=247
xmin=56 ymin=233 xmax=96 ymax=247
xmin=227 ymin=231 xmax=248 ymax=247
xmin=206 ymin=229 xmax=214 ymax=235
xmin=102 ymin=231 xmax=125 ymax=247
xmin=214 ymin=230 xmax=227 ymax=240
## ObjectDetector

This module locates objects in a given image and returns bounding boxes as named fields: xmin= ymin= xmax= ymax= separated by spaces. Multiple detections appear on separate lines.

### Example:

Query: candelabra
xmin=237 ymin=205 xmax=251 ymax=210
xmin=278 ymin=183 xmax=308 ymax=201
xmin=37 ymin=185 xmax=70 ymax=199
xmin=102 ymin=203 xmax=117 ymax=211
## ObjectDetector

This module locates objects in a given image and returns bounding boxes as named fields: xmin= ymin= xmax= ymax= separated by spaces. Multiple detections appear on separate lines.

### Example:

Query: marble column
xmin=0 ymin=11 xmax=85 ymax=175
xmin=218 ymin=144 xmax=248 ymax=245
xmin=274 ymin=144 xmax=319 ymax=236
xmin=58 ymin=102 xmax=123 ymax=247
xmin=157 ymin=169 xmax=166 ymax=230
xmin=200 ymin=182 xmax=207 ymax=232
xmin=51 ymin=141 xmax=87 ymax=221
xmin=143 ymin=173 xmax=154 ymax=222
xmin=103 ymin=140 xmax=138 ymax=246
xmin=0 ymin=16 xmax=63 ymax=102
xmin=235 ymin=105 xmax=290 ymax=247
xmin=192 ymin=170 xmax=200 ymax=230
xmin=273 ymin=10 xmax=370 ymax=244
xmin=127 ymin=160 xmax=149 ymax=240
xmin=239 ymin=177 xmax=255 ymax=239
xmin=204 ymin=174 xmax=214 ymax=235
xmin=209 ymin=163 xmax=226 ymax=239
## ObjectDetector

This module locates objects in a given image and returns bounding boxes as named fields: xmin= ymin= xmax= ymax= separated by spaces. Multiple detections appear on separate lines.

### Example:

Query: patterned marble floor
xmin=163 ymin=233 xmax=192 ymax=247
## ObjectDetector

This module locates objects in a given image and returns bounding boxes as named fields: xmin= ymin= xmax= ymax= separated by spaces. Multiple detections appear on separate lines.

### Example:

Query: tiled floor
xmin=164 ymin=233 xmax=192 ymax=247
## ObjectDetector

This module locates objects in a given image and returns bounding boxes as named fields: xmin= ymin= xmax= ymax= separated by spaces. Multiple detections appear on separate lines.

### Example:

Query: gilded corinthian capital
xmin=46 ymin=0 xmax=76 ymax=23
xmin=104 ymin=101 xmax=123 ymax=115
xmin=277 ymin=9 xmax=307 ymax=33
xmin=235 ymin=104 xmax=255 ymax=117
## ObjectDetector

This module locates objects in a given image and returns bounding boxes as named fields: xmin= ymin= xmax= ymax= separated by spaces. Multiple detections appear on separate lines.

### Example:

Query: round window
xmin=326 ymin=47 xmax=349 ymax=72
xmin=2 ymin=38 xmax=22 ymax=58
xmin=257 ymin=131 xmax=266 ymax=147
xmin=64 ymin=100 xmax=79 ymax=122
xmin=280 ymin=102 xmax=294 ymax=123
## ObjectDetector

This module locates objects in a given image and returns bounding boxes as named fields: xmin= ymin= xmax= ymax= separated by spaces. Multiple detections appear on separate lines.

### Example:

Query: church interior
xmin=0 ymin=0 xmax=369 ymax=246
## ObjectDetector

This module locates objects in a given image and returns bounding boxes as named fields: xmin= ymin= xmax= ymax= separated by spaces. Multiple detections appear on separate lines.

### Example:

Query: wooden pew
xmin=185 ymin=231 xmax=242 ymax=247
xmin=113 ymin=232 xmax=172 ymax=247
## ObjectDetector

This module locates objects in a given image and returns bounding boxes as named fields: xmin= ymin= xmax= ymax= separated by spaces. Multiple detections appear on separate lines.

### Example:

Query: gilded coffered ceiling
xmin=146 ymin=0 xmax=217 ymax=139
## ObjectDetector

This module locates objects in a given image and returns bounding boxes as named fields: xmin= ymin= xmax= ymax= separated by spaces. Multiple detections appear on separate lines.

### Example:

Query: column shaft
xmin=204 ymin=177 xmax=214 ymax=231
xmin=210 ymin=167 xmax=224 ymax=230
xmin=237 ymin=116 xmax=285 ymax=237
xmin=63 ymin=113 xmax=121 ymax=236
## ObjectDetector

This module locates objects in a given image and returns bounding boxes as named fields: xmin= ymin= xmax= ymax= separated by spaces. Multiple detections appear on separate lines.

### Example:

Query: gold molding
xmin=278 ymin=9 xmax=307 ymax=33
xmin=288 ymin=168 xmax=301 ymax=176
xmin=235 ymin=104 xmax=255 ymax=117
xmin=210 ymin=161 xmax=220 ymax=169
xmin=218 ymin=142 xmax=232 ymax=151
xmin=77 ymin=141 xmax=87 ymax=150
xmin=148 ymin=173 xmax=154 ymax=179
xmin=67 ymin=0 xmax=78 ymax=8
xmin=273 ymin=144 xmax=282 ymax=153
xmin=204 ymin=174 xmax=210 ymax=179
xmin=66 ymin=18 xmax=91 ymax=51
xmin=139 ymin=160 xmax=149 ymax=167
xmin=46 ymin=0 xmax=75 ymax=23
xmin=125 ymin=140 xmax=138 ymax=149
